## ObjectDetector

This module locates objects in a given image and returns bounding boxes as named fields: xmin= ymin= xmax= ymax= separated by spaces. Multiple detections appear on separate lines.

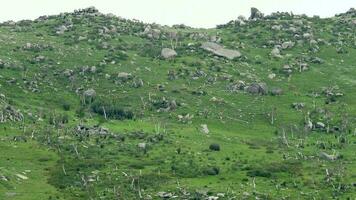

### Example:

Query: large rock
xmin=281 ymin=41 xmax=295 ymax=49
xmin=142 ymin=25 xmax=161 ymax=39
xmin=245 ymin=83 xmax=268 ymax=95
xmin=161 ymin=48 xmax=177 ymax=59
xmin=319 ymin=152 xmax=338 ymax=161
xmin=201 ymin=42 xmax=241 ymax=60
xmin=117 ymin=72 xmax=132 ymax=81
xmin=270 ymin=87 xmax=283 ymax=96
xmin=249 ymin=7 xmax=264 ymax=20
xmin=271 ymin=48 xmax=282 ymax=58
xmin=84 ymin=89 xmax=96 ymax=98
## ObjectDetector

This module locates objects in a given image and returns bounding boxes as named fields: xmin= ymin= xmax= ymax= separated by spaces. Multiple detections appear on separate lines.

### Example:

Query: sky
xmin=0 ymin=0 xmax=355 ymax=28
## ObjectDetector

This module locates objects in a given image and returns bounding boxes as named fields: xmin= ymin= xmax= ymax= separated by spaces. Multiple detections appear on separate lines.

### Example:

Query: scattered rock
xmin=245 ymin=83 xmax=268 ymax=95
xmin=271 ymin=48 xmax=282 ymax=58
xmin=157 ymin=192 xmax=173 ymax=199
xmin=315 ymin=122 xmax=325 ymax=129
xmin=117 ymin=72 xmax=132 ymax=81
xmin=15 ymin=174 xmax=28 ymax=180
xmin=319 ymin=152 xmax=339 ymax=161
xmin=161 ymin=48 xmax=177 ymax=59
xmin=200 ymin=124 xmax=209 ymax=134
xmin=138 ymin=142 xmax=147 ymax=149
xmin=268 ymin=73 xmax=276 ymax=79
xmin=84 ymin=89 xmax=96 ymax=98
xmin=270 ymin=87 xmax=283 ymax=96
xmin=292 ymin=103 xmax=305 ymax=110
xmin=201 ymin=42 xmax=241 ymax=60
xmin=281 ymin=41 xmax=295 ymax=49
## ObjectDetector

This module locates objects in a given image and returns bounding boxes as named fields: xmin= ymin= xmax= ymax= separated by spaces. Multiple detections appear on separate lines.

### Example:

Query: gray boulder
xmin=161 ymin=48 xmax=177 ymax=59
xmin=118 ymin=72 xmax=132 ymax=81
xmin=271 ymin=88 xmax=283 ymax=96
xmin=319 ymin=152 xmax=338 ymax=161
xmin=249 ymin=7 xmax=264 ymax=20
xmin=201 ymin=42 xmax=241 ymax=60
xmin=281 ymin=41 xmax=295 ymax=49
xmin=246 ymin=83 xmax=268 ymax=95
xmin=84 ymin=89 xmax=96 ymax=98
xmin=271 ymin=48 xmax=282 ymax=58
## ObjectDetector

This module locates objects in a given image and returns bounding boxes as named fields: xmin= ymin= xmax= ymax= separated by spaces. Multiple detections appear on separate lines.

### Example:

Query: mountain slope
xmin=0 ymin=7 xmax=355 ymax=199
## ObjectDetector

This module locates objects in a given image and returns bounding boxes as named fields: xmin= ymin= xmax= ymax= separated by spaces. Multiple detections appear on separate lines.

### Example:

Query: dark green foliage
xmin=247 ymin=169 xmax=272 ymax=178
xmin=91 ymin=99 xmax=134 ymax=120
xmin=138 ymin=42 xmax=161 ymax=58
xmin=171 ymin=159 xmax=201 ymax=178
xmin=203 ymin=166 xmax=220 ymax=176
xmin=62 ymin=102 xmax=71 ymax=111
xmin=209 ymin=143 xmax=220 ymax=151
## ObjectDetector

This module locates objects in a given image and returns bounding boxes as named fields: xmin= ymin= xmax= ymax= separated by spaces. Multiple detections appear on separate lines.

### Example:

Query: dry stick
xmin=62 ymin=164 xmax=67 ymax=175
xmin=138 ymin=170 xmax=142 ymax=198
xmin=22 ymin=115 xmax=26 ymax=134
xmin=282 ymin=128 xmax=289 ymax=147
xmin=102 ymin=106 xmax=107 ymax=120
xmin=140 ymin=96 xmax=146 ymax=110
xmin=73 ymin=144 xmax=79 ymax=157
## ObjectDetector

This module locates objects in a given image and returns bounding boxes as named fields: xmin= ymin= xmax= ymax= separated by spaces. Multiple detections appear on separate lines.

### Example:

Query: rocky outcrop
xmin=249 ymin=7 xmax=264 ymax=20
xmin=201 ymin=42 xmax=241 ymax=60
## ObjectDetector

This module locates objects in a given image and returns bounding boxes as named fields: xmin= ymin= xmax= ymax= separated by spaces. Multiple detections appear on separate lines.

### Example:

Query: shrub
xmin=91 ymin=99 xmax=134 ymax=120
xmin=209 ymin=143 xmax=220 ymax=151
xmin=138 ymin=42 xmax=161 ymax=58
xmin=62 ymin=102 xmax=71 ymax=111
xmin=203 ymin=166 xmax=220 ymax=176
xmin=76 ymin=106 xmax=85 ymax=118
xmin=247 ymin=169 xmax=272 ymax=178
xmin=49 ymin=113 xmax=69 ymax=125
xmin=171 ymin=159 xmax=201 ymax=178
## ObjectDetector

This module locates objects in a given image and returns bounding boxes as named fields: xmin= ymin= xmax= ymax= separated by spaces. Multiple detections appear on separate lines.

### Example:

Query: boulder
xmin=281 ymin=41 xmax=295 ymax=49
xmin=319 ymin=152 xmax=338 ymax=161
xmin=63 ymin=69 xmax=73 ymax=77
xmin=200 ymin=124 xmax=209 ymax=134
xmin=84 ymin=89 xmax=96 ymax=97
xmin=271 ymin=48 xmax=282 ymax=58
xmin=315 ymin=122 xmax=325 ymax=129
xmin=142 ymin=25 xmax=161 ymax=39
xmin=117 ymin=72 xmax=132 ymax=81
xmin=138 ymin=143 xmax=146 ymax=149
xmin=249 ymin=7 xmax=264 ymax=20
xmin=201 ymin=42 xmax=241 ymax=60
xmin=55 ymin=25 xmax=69 ymax=35
xmin=292 ymin=103 xmax=305 ymax=110
xmin=245 ymin=83 xmax=268 ymax=95
xmin=161 ymin=48 xmax=177 ymax=59
xmin=157 ymin=192 xmax=173 ymax=198
xmin=270 ymin=88 xmax=283 ymax=96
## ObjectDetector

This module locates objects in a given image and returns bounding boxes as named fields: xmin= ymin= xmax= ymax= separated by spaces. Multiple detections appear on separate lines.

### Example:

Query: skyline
xmin=0 ymin=0 xmax=355 ymax=28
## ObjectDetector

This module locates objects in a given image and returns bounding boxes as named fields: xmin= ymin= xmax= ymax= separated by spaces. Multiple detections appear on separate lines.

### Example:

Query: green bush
xmin=203 ymin=166 xmax=220 ymax=176
xmin=62 ymin=102 xmax=71 ymax=111
xmin=209 ymin=143 xmax=220 ymax=151
xmin=247 ymin=169 xmax=272 ymax=178
xmin=91 ymin=99 xmax=134 ymax=120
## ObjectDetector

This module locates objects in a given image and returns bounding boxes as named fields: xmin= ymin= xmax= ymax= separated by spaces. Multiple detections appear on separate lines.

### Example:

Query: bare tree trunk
xmin=102 ymin=106 xmax=107 ymax=120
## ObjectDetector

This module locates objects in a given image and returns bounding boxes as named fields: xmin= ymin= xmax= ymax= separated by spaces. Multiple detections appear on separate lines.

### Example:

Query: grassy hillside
xmin=0 ymin=7 xmax=355 ymax=199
